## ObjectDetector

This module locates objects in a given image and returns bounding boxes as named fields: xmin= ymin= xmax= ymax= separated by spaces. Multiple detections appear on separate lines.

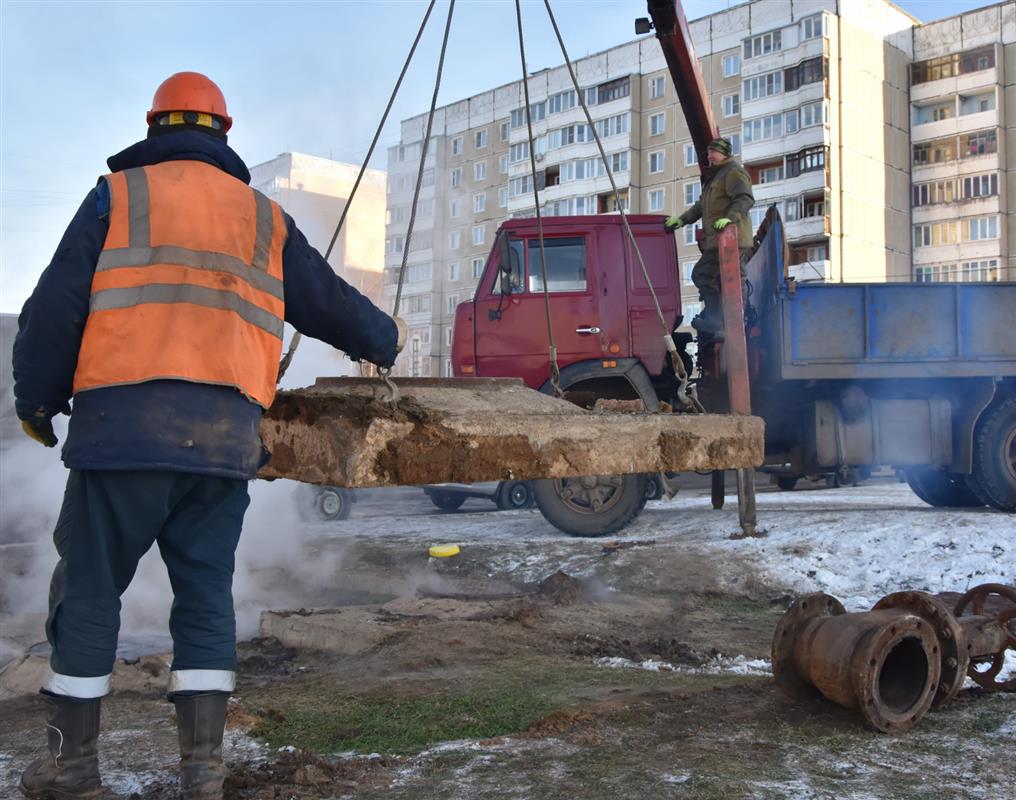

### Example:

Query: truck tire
xmin=533 ymin=475 xmax=649 ymax=537
xmin=905 ymin=467 xmax=984 ymax=509
xmin=776 ymin=475 xmax=799 ymax=492
xmin=496 ymin=480 xmax=535 ymax=510
xmin=314 ymin=487 xmax=352 ymax=521
xmin=428 ymin=491 xmax=466 ymax=512
xmin=970 ymin=397 xmax=1016 ymax=512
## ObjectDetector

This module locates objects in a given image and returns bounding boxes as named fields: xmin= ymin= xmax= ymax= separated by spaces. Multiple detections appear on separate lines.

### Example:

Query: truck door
xmin=626 ymin=228 xmax=680 ymax=375
xmin=473 ymin=232 xmax=603 ymax=389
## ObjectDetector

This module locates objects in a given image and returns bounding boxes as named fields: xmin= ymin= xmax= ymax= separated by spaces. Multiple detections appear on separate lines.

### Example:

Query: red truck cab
xmin=452 ymin=215 xmax=684 ymax=409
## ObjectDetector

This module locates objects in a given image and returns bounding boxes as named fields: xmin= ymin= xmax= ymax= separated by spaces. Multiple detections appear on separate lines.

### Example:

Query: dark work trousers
xmin=691 ymin=247 xmax=752 ymax=313
xmin=46 ymin=470 xmax=249 ymax=680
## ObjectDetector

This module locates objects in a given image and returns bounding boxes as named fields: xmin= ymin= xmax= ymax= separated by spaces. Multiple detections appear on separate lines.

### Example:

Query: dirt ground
xmin=1 ymin=485 xmax=1014 ymax=800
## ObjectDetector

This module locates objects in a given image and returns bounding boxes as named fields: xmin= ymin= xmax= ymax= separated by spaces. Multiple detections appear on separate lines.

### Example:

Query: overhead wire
xmin=541 ymin=0 xmax=703 ymax=412
xmin=515 ymin=0 xmax=563 ymax=399
xmin=277 ymin=0 xmax=438 ymax=382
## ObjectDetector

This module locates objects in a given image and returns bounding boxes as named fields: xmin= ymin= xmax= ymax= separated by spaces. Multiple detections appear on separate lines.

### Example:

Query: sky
xmin=0 ymin=0 xmax=995 ymax=312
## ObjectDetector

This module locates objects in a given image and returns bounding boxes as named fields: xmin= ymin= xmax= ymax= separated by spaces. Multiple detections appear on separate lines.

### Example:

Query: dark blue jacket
xmin=13 ymin=132 xmax=397 ymax=480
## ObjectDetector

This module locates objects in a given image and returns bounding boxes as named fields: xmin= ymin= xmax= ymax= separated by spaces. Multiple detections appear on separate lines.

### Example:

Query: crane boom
xmin=643 ymin=0 xmax=719 ymax=174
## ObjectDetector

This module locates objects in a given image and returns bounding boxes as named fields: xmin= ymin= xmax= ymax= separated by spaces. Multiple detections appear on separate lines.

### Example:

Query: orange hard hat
xmin=147 ymin=72 xmax=233 ymax=132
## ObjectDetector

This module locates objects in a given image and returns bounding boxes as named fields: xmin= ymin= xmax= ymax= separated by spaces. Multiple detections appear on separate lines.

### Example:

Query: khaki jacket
xmin=679 ymin=158 xmax=755 ymax=250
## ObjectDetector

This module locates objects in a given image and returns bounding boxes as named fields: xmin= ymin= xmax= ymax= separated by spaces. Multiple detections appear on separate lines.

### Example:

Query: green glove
xmin=664 ymin=216 xmax=685 ymax=232
xmin=713 ymin=217 xmax=733 ymax=231
xmin=22 ymin=417 xmax=57 ymax=448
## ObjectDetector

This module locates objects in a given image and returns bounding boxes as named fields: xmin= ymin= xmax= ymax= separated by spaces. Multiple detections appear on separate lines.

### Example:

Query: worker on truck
xmin=12 ymin=72 xmax=405 ymax=800
xmin=664 ymin=137 xmax=755 ymax=336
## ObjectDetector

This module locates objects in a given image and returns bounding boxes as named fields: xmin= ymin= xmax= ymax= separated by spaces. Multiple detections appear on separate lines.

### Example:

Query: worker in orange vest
xmin=13 ymin=72 xmax=405 ymax=800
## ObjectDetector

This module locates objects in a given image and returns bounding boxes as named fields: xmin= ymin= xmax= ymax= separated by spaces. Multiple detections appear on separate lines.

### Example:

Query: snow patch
xmin=595 ymin=654 xmax=772 ymax=676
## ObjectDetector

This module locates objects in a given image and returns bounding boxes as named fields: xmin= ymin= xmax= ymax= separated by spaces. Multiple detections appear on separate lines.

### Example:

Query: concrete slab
xmin=259 ymin=378 xmax=764 ymax=488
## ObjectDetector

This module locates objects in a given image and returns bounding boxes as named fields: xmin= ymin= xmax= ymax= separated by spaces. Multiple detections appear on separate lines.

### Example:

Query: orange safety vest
xmin=73 ymin=161 xmax=287 ymax=409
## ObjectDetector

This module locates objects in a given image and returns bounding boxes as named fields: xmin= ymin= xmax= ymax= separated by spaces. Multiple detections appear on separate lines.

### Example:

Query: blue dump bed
xmin=746 ymin=211 xmax=1016 ymax=383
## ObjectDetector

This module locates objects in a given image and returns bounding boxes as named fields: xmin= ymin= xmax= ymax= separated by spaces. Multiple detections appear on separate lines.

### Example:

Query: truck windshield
xmin=527 ymin=237 xmax=587 ymax=293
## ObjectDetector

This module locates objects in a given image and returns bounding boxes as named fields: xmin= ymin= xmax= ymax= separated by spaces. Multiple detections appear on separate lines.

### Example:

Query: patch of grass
xmin=253 ymin=691 xmax=556 ymax=755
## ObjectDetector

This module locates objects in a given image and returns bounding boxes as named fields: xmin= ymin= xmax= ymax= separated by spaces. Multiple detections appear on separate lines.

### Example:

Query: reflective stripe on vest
xmin=73 ymin=162 xmax=286 ymax=408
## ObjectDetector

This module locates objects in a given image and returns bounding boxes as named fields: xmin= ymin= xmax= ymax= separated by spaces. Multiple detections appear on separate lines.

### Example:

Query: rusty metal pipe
xmin=773 ymin=594 xmax=941 ymax=732
xmin=774 ymin=584 xmax=1015 ymax=732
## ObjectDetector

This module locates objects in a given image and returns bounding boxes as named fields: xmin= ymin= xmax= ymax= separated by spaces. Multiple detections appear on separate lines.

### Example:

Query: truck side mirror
xmin=499 ymin=271 xmax=512 ymax=296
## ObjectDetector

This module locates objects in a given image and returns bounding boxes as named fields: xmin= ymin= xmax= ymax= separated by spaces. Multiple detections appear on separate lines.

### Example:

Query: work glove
xmin=392 ymin=315 xmax=408 ymax=354
xmin=664 ymin=216 xmax=685 ymax=232
xmin=21 ymin=415 xmax=57 ymax=448
xmin=713 ymin=217 xmax=733 ymax=231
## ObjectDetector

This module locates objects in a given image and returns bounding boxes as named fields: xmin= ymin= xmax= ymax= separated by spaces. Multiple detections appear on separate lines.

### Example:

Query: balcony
xmin=787 ymin=259 xmax=829 ymax=282
xmin=912 ymin=195 xmax=1001 ymax=223
xmin=741 ymin=35 xmax=825 ymax=77
xmin=912 ymin=238 xmax=1002 ymax=266
xmin=752 ymin=168 xmax=827 ymax=205
xmin=742 ymin=124 xmax=827 ymax=163
xmin=743 ymin=80 xmax=825 ymax=120
xmin=785 ymin=215 xmax=829 ymax=240
xmin=910 ymin=66 xmax=999 ymax=104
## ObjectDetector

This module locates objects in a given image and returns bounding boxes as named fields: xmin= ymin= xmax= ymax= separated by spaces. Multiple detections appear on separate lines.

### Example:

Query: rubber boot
xmin=691 ymin=293 xmax=724 ymax=338
xmin=173 ymin=692 xmax=230 ymax=800
xmin=20 ymin=693 xmax=102 ymax=799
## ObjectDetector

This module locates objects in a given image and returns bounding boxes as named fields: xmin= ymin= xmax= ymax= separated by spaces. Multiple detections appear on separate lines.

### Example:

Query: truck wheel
xmin=533 ymin=475 xmax=648 ymax=537
xmin=429 ymin=491 xmax=466 ymax=512
xmin=905 ymin=467 xmax=984 ymax=509
xmin=776 ymin=475 xmax=799 ymax=492
xmin=644 ymin=475 xmax=663 ymax=501
xmin=970 ymin=397 xmax=1016 ymax=512
xmin=315 ymin=487 xmax=352 ymax=521
xmin=496 ymin=480 xmax=534 ymax=510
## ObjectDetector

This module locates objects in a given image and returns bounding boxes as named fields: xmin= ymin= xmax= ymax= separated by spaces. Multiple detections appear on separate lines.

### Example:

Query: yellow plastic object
xmin=428 ymin=544 xmax=460 ymax=558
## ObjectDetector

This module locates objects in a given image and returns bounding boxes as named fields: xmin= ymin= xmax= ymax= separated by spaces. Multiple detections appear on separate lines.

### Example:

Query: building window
xmin=449 ymin=231 xmax=460 ymax=249
xmin=964 ymin=130 xmax=997 ymax=157
xmin=597 ymin=76 xmax=630 ymax=103
xmin=959 ymin=259 xmax=999 ymax=281
xmin=649 ymin=150 xmax=665 ymax=174
xmin=806 ymin=244 xmax=827 ymax=262
xmin=407 ymin=263 xmax=431 ymax=282
xmin=500 ymin=121 xmax=510 ymax=141
xmin=743 ymin=30 xmax=782 ymax=60
xmin=683 ymin=180 xmax=701 ymax=206
xmin=474 ymin=129 xmax=487 ymax=149
xmin=742 ymin=112 xmax=784 ymax=143
xmin=911 ymin=46 xmax=995 ymax=85
xmin=802 ymin=14 xmax=823 ymax=40
xmin=649 ymin=76 xmax=665 ymax=99
xmin=784 ymin=198 xmax=800 ymax=221
xmin=801 ymin=101 xmax=824 ymax=127
xmin=649 ymin=112 xmax=665 ymax=136
xmin=471 ymin=257 xmax=485 ymax=279
xmin=784 ymin=57 xmax=825 ymax=92
xmin=499 ymin=154 xmax=509 ymax=174
xmin=448 ymin=261 xmax=460 ymax=281
xmin=404 ymin=294 xmax=431 ymax=314
xmin=498 ymin=186 xmax=509 ymax=207
xmin=596 ymin=113 xmax=630 ymax=138
xmin=648 ymin=188 xmax=665 ymax=212
xmin=723 ymin=93 xmax=740 ymax=117
xmin=803 ymin=196 xmax=824 ymax=218
xmin=451 ymin=136 xmax=463 ymax=156
xmin=758 ymin=164 xmax=784 ymax=184
xmin=965 ymin=216 xmax=998 ymax=241
xmin=548 ymin=89 xmax=577 ymax=114
xmin=446 ymin=295 xmax=459 ymax=315
xmin=473 ymin=192 xmax=486 ymax=213
xmin=962 ymin=173 xmax=998 ymax=199
xmin=474 ymin=161 xmax=487 ymax=181
xmin=729 ymin=133 xmax=741 ymax=156
xmin=472 ymin=225 xmax=485 ymax=246
xmin=913 ymin=179 xmax=957 ymax=207
xmin=787 ymin=146 xmax=826 ymax=177
xmin=683 ymin=222 xmax=701 ymax=246
xmin=913 ymin=221 xmax=958 ymax=247
xmin=743 ymin=71 xmax=782 ymax=102
xmin=449 ymin=199 xmax=460 ymax=218
xmin=681 ymin=261 xmax=696 ymax=284
xmin=684 ymin=143 xmax=697 ymax=166
xmin=450 ymin=168 xmax=462 ymax=187
xmin=722 ymin=53 xmax=741 ymax=77
xmin=509 ymin=174 xmax=533 ymax=197
xmin=509 ymin=142 xmax=529 ymax=163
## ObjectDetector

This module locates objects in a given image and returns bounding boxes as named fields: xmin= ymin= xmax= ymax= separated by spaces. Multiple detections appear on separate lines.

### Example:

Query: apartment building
xmin=251 ymin=152 xmax=387 ymax=307
xmin=383 ymin=0 xmax=1010 ymax=379
xmin=909 ymin=3 xmax=1013 ymax=283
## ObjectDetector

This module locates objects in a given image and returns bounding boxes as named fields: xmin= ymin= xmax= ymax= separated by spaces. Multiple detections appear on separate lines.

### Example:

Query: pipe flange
xmin=954 ymin=583 xmax=1016 ymax=692
xmin=856 ymin=613 xmax=941 ymax=733
xmin=873 ymin=590 xmax=967 ymax=707
xmin=772 ymin=592 xmax=845 ymax=701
